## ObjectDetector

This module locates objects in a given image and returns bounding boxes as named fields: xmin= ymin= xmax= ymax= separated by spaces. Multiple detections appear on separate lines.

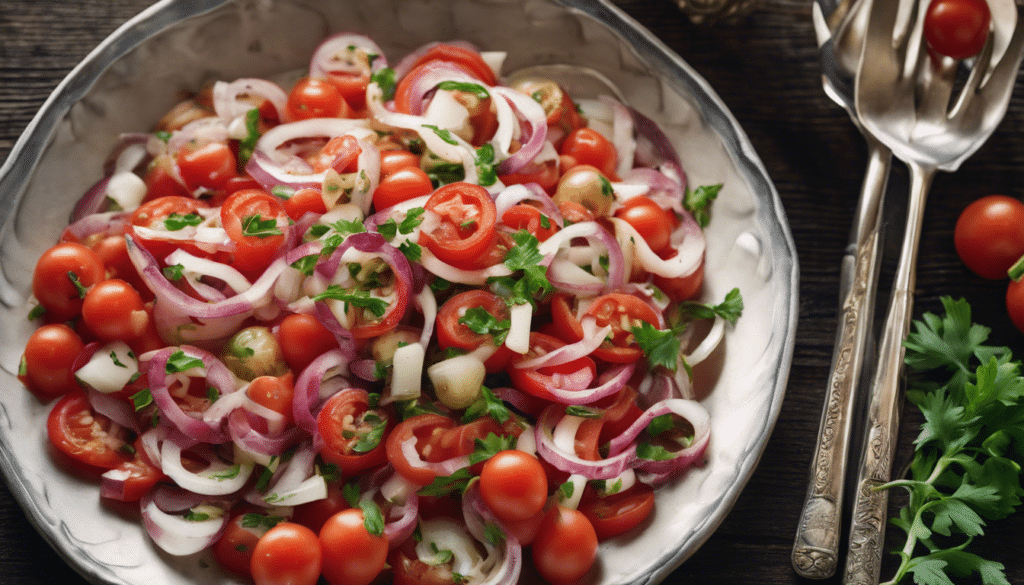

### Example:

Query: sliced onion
xmin=513 ymin=317 xmax=610 ymax=370
xmin=146 ymin=346 xmax=240 ymax=444
xmin=309 ymin=33 xmax=388 ymax=79
xmin=245 ymin=118 xmax=373 ymax=190
xmin=603 ymin=95 xmax=636 ymax=179
xmin=606 ymin=398 xmax=711 ymax=476
xmin=538 ymin=221 xmax=625 ymax=293
xmin=535 ymin=404 xmax=636 ymax=479
xmin=493 ymin=183 xmax=564 ymax=227
xmin=140 ymin=485 xmax=230 ymax=556
xmin=461 ymin=485 xmax=523 ymax=585
xmin=293 ymin=349 xmax=350 ymax=435
xmin=391 ymin=40 xmax=481 ymax=80
xmin=610 ymin=216 xmax=704 ymax=279
xmin=160 ymin=441 xmax=255 ymax=496
xmin=491 ymin=86 xmax=548 ymax=175
xmin=399 ymin=435 xmax=472 ymax=478
xmin=212 ymin=78 xmax=289 ymax=125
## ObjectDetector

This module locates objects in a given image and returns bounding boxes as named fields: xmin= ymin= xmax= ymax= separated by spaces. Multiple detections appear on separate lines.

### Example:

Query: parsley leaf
xmin=236 ymin=108 xmax=261 ymax=165
xmin=372 ymin=67 xmax=397 ymax=101
xmin=632 ymin=322 xmax=680 ymax=372
xmin=240 ymin=214 xmax=283 ymax=238
xmin=458 ymin=307 xmax=511 ymax=346
xmin=164 ymin=212 xmax=203 ymax=231
xmin=489 ymin=230 xmax=553 ymax=306
xmin=165 ymin=350 xmax=205 ymax=374
xmin=684 ymin=183 xmax=722 ymax=228
xmin=676 ymin=287 xmax=744 ymax=324
xmin=462 ymin=386 xmax=512 ymax=425
xmin=312 ymin=285 xmax=389 ymax=318
xmin=437 ymin=80 xmax=490 ymax=100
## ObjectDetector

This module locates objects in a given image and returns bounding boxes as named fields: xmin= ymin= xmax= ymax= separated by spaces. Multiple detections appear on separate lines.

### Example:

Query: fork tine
xmin=947 ymin=28 xmax=997 ymax=121
xmin=952 ymin=13 xmax=1024 ymax=124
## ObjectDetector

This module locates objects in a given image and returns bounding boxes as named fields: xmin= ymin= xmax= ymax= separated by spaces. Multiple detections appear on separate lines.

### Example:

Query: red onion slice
xmin=212 ymin=78 xmax=289 ymax=125
xmin=140 ymin=485 xmax=230 ymax=556
xmin=146 ymin=345 xmax=240 ymax=444
xmin=606 ymin=398 xmax=711 ymax=478
xmin=309 ymin=32 xmax=388 ymax=79
xmin=292 ymin=348 xmax=350 ymax=436
xmin=535 ymin=405 xmax=637 ymax=480
xmin=491 ymin=86 xmax=548 ymax=175
xmin=461 ymin=485 xmax=523 ymax=585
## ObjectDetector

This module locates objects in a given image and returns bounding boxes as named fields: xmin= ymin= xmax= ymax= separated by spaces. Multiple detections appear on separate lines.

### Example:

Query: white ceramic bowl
xmin=0 ymin=1 xmax=798 ymax=583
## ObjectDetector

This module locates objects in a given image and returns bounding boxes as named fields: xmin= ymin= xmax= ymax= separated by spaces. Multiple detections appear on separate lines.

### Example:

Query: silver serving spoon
xmin=792 ymin=0 xmax=892 ymax=578
xmin=842 ymin=0 xmax=1024 ymax=583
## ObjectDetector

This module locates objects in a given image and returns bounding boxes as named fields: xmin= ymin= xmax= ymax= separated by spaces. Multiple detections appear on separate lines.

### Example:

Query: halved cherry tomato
xmin=390 ymin=537 xmax=463 ymax=585
xmin=385 ymin=414 xmax=457 ymax=485
xmin=287 ymin=77 xmax=351 ymax=120
xmin=277 ymin=313 xmax=339 ymax=373
xmin=579 ymin=483 xmax=655 ymax=540
xmin=614 ymin=195 xmax=673 ymax=253
xmin=373 ymin=167 xmax=433 ymax=211
xmin=84 ymin=234 xmax=149 ymax=300
xmin=142 ymin=154 xmax=191 ymax=201
xmin=307 ymin=135 xmax=361 ymax=174
xmin=317 ymin=388 xmax=390 ymax=475
xmin=419 ymin=182 xmax=497 ymax=268
xmin=21 ymin=323 xmax=85 ymax=399
xmin=81 ymin=279 xmax=148 ymax=341
xmin=213 ymin=507 xmax=267 ymax=578
xmin=560 ymin=127 xmax=618 ymax=179
xmin=508 ymin=332 xmax=597 ymax=402
xmin=581 ymin=293 xmax=662 ymax=363
xmin=501 ymin=204 xmax=558 ymax=242
xmin=47 ymin=389 xmax=131 ymax=472
xmin=176 ymin=142 xmax=238 ymax=192
xmin=424 ymin=416 xmax=524 ymax=464
xmin=404 ymin=43 xmax=497 ymax=87
xmin=31 ymin=242 xmax=106 ymax=322
xmin=435 ymin=290 xmax=514 ymax=373
xmin=558 ymin=200 xmax=596 ymax=225
xmin=220 ymin=189 xmax=289 ymax=273
xmin=103 ymin=436 xmax=166 ymax=502
xmin=129 ymin=195 xmax=211 ymax=261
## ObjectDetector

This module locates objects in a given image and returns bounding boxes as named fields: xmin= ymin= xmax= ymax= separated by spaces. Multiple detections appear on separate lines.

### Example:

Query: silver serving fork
xmin=842 ymin=0 xmax=1024 ymax=583
xmin=792 ymin=0 xmax=893 ymax=578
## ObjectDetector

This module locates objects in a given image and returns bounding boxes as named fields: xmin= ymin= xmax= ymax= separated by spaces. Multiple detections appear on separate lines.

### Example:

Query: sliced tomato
xmin=104 ymin=437 xmax=166 ymax=502
xmin=306 ymin=135 xmax=361 ymax=174
xmin=419 ymin=182 xmax=497 ymax=269
xmin=652 ymin=255 xmax=704 ymax=302
xmin=47 ymin=389 xmax=132 ymax=473
xmin=176 ymin=142 xmax=238 ymax=192
xmin=142 ymin=154 xmax=192 ymax=202
xmin=579 ymin=484 xmax=655 ymax=540
xmin=317 ymin=388 xmax=390 ymax=475
xmin=129 ymin=195 xmax=211 ymax=261
xmin=220 ymin=189 xmax=289 ymax=273
xmin=373 ymin=167 xmax=433 ymax=211
xmin=385 ymin=414 xmax=457 ymax=485
xmin=581 ymin=293 xmax=662 ymax=363
xmin=286 ymin=77 xmax=351 ymax=120
xmin=559 ymin=127 xmax=618 ymax=180
xmin=508 ymin=332 xmax=597 ymax=402
xmin=435 ymin=289 xmax=514 ymax=372
xmin=283 ymin=187 xmax=327 ymax=220
xmin=424 ymin=417 xmax=524 ymax=464
xmin=500 ymin=204 xmax=558 ymax=242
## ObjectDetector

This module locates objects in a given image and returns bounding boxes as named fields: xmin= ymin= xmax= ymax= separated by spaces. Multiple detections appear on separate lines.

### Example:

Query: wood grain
xmin=2 ymin=1 xmax=1023 ymax=584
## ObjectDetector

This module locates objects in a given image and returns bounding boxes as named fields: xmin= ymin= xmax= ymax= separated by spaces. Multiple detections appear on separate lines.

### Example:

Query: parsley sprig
xmin=633 ymin=287 xmax=744 ymax=373
xmin=875 ymin=297 xmax=1024 ymax=585
xmin=487 ymin=230 xmax=553 ymax=306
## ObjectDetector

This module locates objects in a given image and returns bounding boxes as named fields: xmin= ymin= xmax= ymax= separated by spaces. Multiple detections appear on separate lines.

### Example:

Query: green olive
xmin=220 ymin=326 xmax=287 ymax=381
xmin=553 ymin=164 xmax=614 ymax=217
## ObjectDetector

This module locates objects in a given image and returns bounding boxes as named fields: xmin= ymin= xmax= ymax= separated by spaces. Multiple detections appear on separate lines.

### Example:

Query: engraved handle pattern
xmin=792 ymin=144 xmax=890 ymax=580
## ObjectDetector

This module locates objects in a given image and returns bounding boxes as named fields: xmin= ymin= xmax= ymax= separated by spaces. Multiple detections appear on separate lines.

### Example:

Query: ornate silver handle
xmin=843 ymin=162 xmax=934 ymax=585
xmin=792 ymin=140 xmax=890 ymax=579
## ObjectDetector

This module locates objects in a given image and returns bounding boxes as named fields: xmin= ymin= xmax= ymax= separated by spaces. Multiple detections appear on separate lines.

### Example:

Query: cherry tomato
xmin=385 ymin=414 xmax=457 ymax=485
xmin=579 ymin=484 xmax=655 ymax=540
xmin=319 ymin=508 xmax=389 ymax=585
xmin=532 ymin=505 xmax=599 ymax=584
xmin=250 ymin=522 xmax=322 ymax=585
xmin=560 ymin=127 xmax=618 ymax=179
xmin=424 ymin=417 xmax=524 ymax=464
xmin=379 ymin=150 xmax=421 ymax=176
xmin=479 ymin=450 xmax=548 ymax=522
xmin=21 ymin=324 xmax=85 ymax=399
xmin=292 ymin=483 xmax=350 ymax=534
xmin=924 ymin=0 xmax=991 ymax=60
xmin=501 ymin=203 xmax=559 ymax=242
xmin=1007 ymin=278 xmax=1024 ymax=334
xmin=320 ymin=47 xmax=374 ymax=110
xmin=508 ymin=332 xmax=597 ymax=402
xmin=558 ymin=200 xmax=596 ymax=225
xmin=582 ymin=293 xmax=662 ymax=363
xmin=176 ymin=142 xmax=237 ymax=192
xmin=306 ymin=135 xmax=361 ymax=174
xmin=127 ymin=303 xmax=165 ymax=356
xmin=283 ymin=187 xmax=327 ymax=221
xmin=419 ymin=182 xmax=497 ymax=268
xmin=277 ymin=313 xmax=339 ymax=373
xmin=436 ymin=290 xmax=514 ymax=372
xmin=129 ymin=195 xmax=211 ymax=261
xmin=47 ymin=389 xmax=131 ymax=472
xmin=653 ymin=255 xmax=705 ymax=302
xmin=954 ymin=195 xmax=1024 ymax=280
xmin=220 ymin=189 xmax=290 ymax=273
xmin=498 ymin=159 xmax=560 ymax=194
xmin=403 ymin=43 xmax=497 ymax=87
xmin=247 ymin=372 xmax=295 ymax=425
xmin=142 ymin=154 xmax=191 ymax=201
xmin=213 ymin=508 xmax=266 ymax=578
xmin=81 ymin=279 xmax=148 ymax=341
xmin=373 ymin=167 xmax=434 ymax=211
xmin=287 ymin=77 xmax=350 ymax=120
xmin=103 ymin=436 xmax=165 ymax=502
xmin=614 ymin=195 xmax=673 ymax=253
xmin=85 ymin=234 xmax=149 ymax=300
xmin=317 ymin=388 xmax=390 ymax=475
xmin=31 ymin=242 xmax=106 ymax=322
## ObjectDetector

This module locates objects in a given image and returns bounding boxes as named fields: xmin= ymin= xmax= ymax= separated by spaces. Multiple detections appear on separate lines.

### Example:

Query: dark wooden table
xmin=2 ymin=1 xmax=1023 ymax=584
